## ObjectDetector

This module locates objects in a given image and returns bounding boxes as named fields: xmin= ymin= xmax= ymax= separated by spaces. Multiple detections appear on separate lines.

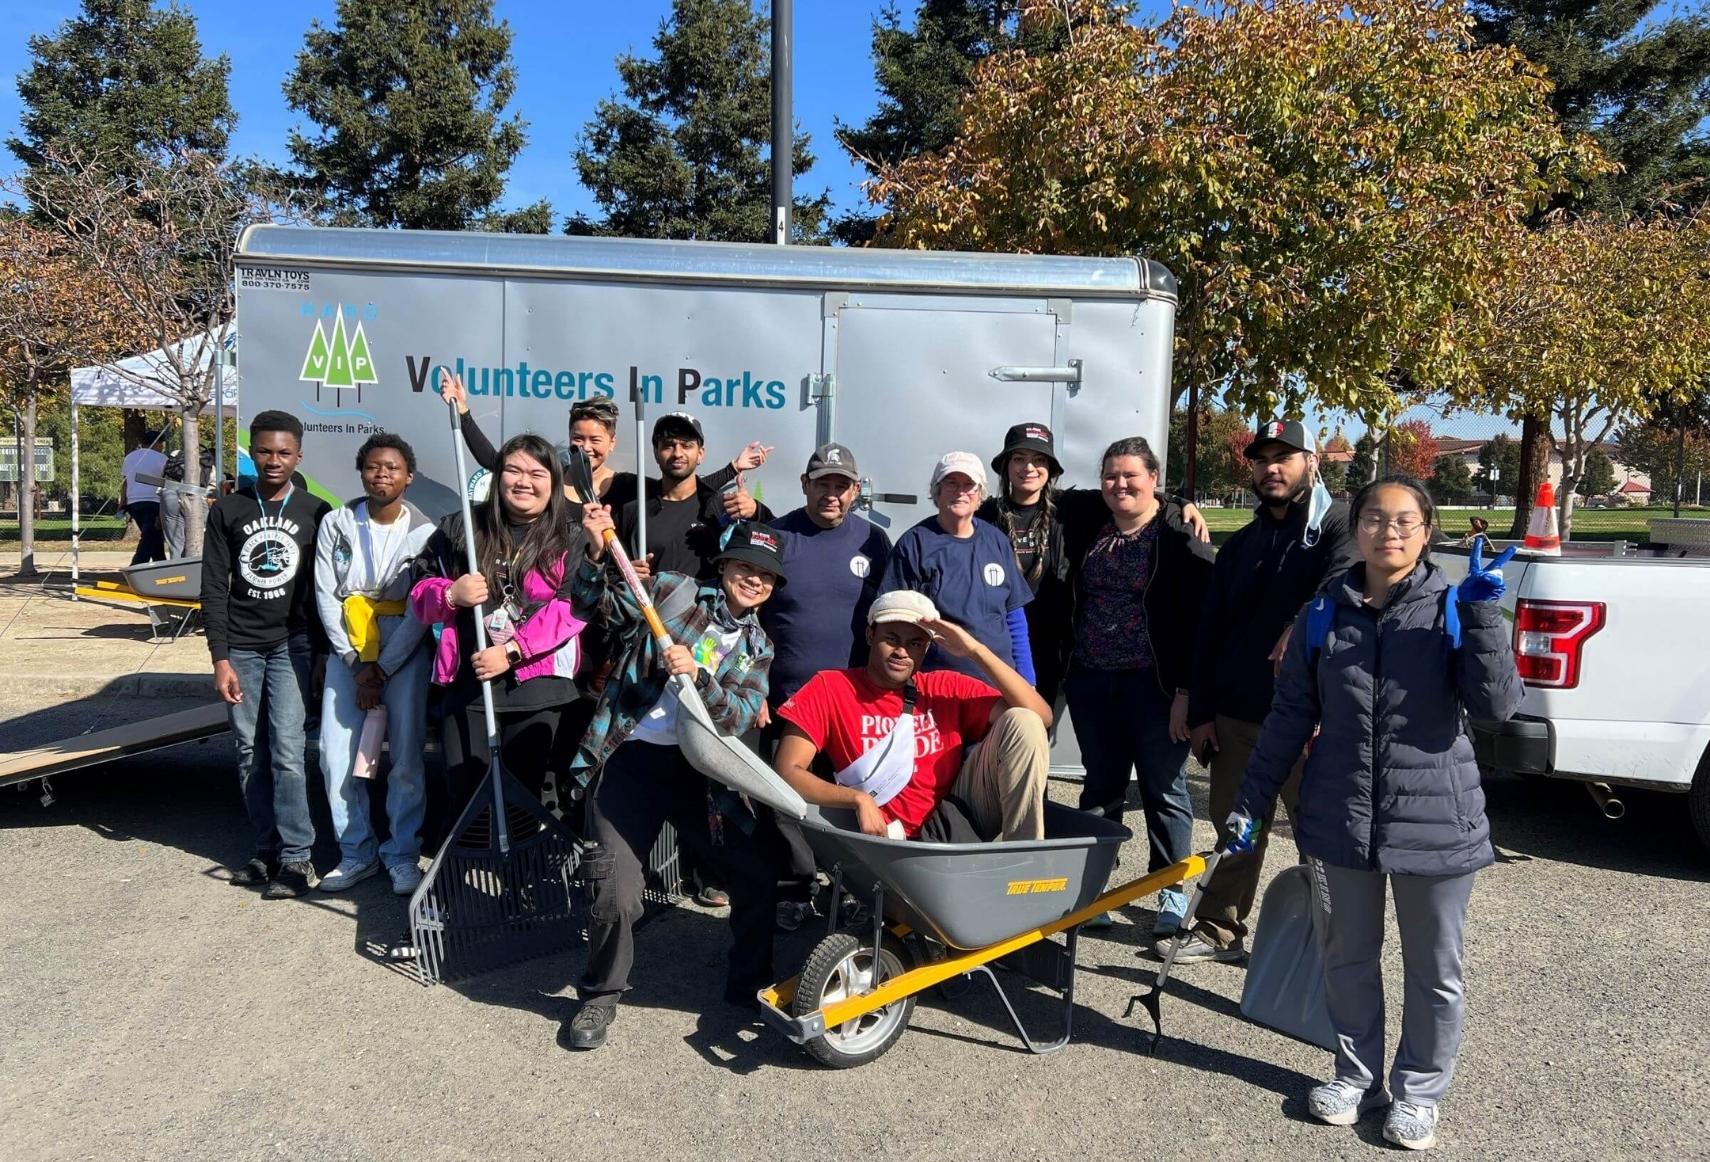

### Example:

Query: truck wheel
xmin=1691 ymin=747 xmax=1710 ymax=858
xmin=793 ymin=931 xmax=915 ymax=1068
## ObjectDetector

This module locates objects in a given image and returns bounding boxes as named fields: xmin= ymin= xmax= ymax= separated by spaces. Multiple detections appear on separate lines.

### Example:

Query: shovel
xmin=1127 ymin=846 xmax=1228 ymax=1053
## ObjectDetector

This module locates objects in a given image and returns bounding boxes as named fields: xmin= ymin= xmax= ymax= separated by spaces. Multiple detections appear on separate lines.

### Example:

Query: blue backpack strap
xmin=1305 ymin=594 xmax=1336 ymax=665
xmin=1442 ymin=588 xmax=1462 ymax=650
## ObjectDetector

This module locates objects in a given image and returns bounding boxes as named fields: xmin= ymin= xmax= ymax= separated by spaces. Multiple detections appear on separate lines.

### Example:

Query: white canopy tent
xmin=68 ymin=330 xmax=237 ymax=584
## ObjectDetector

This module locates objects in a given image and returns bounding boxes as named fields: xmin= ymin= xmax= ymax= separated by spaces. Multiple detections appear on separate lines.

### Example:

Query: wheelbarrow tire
xmin=794 ymin=930 xmax=915 ymax=1068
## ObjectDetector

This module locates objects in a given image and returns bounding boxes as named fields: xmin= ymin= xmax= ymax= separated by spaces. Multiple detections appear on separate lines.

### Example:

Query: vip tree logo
xmin=300 ymin=313 xmax=379 ymax=402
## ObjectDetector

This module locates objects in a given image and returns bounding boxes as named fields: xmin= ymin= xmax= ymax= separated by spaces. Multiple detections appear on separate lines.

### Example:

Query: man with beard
xmin=609 ymin=412 xmax=772 ymax=582
xmin=1177 ymin=419 xmax=1358 ymax=962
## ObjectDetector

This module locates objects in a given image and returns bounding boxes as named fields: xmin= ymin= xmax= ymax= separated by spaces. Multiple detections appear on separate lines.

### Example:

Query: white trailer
xmin=231 ymin=227 xmax=1180 ymax=530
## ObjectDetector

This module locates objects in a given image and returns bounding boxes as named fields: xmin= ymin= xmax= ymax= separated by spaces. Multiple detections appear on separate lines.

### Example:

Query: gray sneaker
xmin=1159 ymin=931 xmax=1247 ymax=964
xmin=1307 ymin=1079 xmax=1390 ymax=1126
xmin=1383 ymin=1101 xmax=1439 ymax=1150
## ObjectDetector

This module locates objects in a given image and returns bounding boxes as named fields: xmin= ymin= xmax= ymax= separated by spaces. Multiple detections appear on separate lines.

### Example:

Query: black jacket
xmin=1188 ymin=497 xmax=1359 ymax=728
xmin=1059 ymin=489 xmax=1214 ymax=695
xmin=607 ymin=472 xmax=772 ymax=580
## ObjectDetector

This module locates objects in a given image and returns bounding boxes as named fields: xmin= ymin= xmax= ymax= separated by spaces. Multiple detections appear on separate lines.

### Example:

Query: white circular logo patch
xmin=849 ymin=554 xmax=870 ymax=578
xmin=467 ymin=469 xmax=491 ymax=503
xmin=982 ymin=563 xmax=1006 ymax=587
xmin=238 ymin=529 xmax=300 ymax=590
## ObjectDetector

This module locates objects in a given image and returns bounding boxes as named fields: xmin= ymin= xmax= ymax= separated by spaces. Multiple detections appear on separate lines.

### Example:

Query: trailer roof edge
xmin=235 ymin=225 xmax=1178 ymax=303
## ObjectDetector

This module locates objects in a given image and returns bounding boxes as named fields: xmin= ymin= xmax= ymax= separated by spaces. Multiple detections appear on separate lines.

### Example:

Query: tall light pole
xmin=771 ymin=0 xmax=792 ymax=246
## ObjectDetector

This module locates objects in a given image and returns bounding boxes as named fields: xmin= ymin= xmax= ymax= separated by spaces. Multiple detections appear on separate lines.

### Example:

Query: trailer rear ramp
xmin=1 ymin=702 xmax=229 ymax=789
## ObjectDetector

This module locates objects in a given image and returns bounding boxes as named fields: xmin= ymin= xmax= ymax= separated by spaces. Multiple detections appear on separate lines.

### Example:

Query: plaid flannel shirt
xmin=569 ymin=563 xmax=773 ymax=791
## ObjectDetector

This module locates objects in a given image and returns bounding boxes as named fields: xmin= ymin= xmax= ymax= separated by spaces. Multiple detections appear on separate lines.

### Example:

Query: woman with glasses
xmin=410 ymin=433 xmax=592 ymax=818
xmin=1058 ymin=436 xmax=1214 ymax=935
xmin=1230 ymin=475 xmax=1520 ymax=1151
xmin=880 ymin=451 xmax=1036 ymax=682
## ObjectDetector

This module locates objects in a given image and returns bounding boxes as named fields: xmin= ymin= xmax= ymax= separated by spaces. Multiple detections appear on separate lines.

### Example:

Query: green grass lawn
xmin=1199 ymin=503 xmax=1704 ymax=545
xmin=0 ymin=515 xmax=130 ymax=542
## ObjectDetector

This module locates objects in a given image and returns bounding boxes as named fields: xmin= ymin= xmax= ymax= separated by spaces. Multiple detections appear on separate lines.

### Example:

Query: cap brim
xmin=805 ymin=467 xmax=858 ymax=482
xmin=1245 ymin=438 xmax=1309 ymax=459
xmin=992 ymin=442 xmax=1063 ymax=477
xmin=868 ymin=611 xmax=928 ymax=626
xmin=714 ymin=547 xmax=786 ymax=585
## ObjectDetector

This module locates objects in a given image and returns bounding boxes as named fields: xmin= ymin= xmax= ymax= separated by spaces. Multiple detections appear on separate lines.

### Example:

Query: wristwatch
xmin=504 ymin=641 xmax=523 ymax=666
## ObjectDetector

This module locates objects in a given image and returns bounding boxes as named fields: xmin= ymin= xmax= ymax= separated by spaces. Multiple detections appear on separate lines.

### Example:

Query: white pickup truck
xmin=1433 ymin=519 xmax=1710 ymax=855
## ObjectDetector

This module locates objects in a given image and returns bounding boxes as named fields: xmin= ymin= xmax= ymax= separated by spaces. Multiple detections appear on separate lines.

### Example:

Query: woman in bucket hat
xmin=979 ymin=422 xmax=1073 ymax=712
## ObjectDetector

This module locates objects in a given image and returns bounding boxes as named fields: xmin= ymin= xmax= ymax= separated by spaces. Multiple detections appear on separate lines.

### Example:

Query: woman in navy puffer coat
xmin=1234 ymin=475 xmax=1521 ymax=1152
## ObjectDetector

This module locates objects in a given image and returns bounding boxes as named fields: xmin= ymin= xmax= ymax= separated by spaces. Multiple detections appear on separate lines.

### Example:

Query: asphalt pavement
xmin=3 ymin=674 xmax=1705 ymax=1161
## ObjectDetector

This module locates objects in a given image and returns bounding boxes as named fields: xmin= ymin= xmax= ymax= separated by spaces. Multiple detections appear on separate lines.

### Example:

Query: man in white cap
xmin=879 ymin=451 xmax=1035 ymax=686
xmin=773 ymin=590 xmax=1051 ymax=842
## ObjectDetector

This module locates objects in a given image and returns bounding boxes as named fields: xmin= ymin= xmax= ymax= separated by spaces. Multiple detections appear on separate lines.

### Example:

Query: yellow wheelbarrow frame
xmin=760 ymin=855 xmax=1207 ymax=1066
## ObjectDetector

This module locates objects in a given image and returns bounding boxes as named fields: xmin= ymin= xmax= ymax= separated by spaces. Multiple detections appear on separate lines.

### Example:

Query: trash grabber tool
xmin=1128 ymin=846 xmax=1229 ymax=1053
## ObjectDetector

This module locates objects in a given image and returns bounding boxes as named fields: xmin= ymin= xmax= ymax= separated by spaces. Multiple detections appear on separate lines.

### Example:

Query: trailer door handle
xmin=857 ymin=478 xmax=918 ymax=509
xmin=988 ymin=358 xmax=1082 ymax=384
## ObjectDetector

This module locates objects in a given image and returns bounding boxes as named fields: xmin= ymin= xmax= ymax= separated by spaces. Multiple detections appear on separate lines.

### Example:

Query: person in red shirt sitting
xmin=773 ymin=590 xmax=1051 ymax=842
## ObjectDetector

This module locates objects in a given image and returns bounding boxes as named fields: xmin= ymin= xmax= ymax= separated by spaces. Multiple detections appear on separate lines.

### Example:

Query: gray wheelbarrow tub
xmin=800 ymin=802 xmax=1132 ymax=950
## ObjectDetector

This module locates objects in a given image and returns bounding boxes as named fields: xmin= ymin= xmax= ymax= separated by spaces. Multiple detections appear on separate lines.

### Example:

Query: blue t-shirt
xmin=759 ymin=508 xmax=892 ymax=705
xmin=880 ymin=516 xmax=1031 ymax=680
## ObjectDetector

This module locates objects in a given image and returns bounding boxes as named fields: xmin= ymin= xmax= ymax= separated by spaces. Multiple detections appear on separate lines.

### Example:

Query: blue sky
xmin=1 ymin=0 xmax=899 ymax=221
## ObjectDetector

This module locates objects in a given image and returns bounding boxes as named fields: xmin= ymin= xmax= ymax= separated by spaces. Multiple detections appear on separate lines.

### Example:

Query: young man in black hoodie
xmin=1179 ymin=419 xmax=1359 ymax=961
xmin=202 ymin=410 xmax=332 ymax=899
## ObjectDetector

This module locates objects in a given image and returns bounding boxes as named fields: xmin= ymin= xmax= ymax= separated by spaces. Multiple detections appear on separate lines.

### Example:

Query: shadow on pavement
xmin=1480 ymin=769 xmax=1709 ymax=881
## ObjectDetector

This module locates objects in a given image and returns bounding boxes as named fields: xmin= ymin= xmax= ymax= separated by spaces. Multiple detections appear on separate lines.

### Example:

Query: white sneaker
xmin=319 ymin=858 xmax=380 ymax=892
xmin=1307 ymin=1079 xmax=1390 ymax=1126
xmin=388 ymin=862 xmax=424 ymax=897
xmin=1383 ymin=1101 xmax=1439 ymax=1150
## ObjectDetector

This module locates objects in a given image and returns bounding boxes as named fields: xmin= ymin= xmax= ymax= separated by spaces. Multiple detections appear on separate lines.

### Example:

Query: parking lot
xmin=3 ymin=682 xmax=1705 ymax=1162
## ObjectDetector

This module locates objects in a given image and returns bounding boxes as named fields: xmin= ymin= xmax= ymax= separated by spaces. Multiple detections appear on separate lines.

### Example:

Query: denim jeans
xmin=1064 ymin=665 xmax=1194 ymax=875
xmin=319 ymin=642 xmax=431 ymax=868
xmin=227 ymin=636 xmax=316 ymax=864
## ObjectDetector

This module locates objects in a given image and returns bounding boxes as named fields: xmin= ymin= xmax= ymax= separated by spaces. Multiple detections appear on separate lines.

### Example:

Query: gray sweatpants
xmin=1312 ymin=859 xmax=1476 ymax=1107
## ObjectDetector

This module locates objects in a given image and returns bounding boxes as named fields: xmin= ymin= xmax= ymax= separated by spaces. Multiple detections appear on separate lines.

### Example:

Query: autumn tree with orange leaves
xmin=865 ymin=0 xmax=1607 ymax=429
xmin=0 ymin=219 xmax=145 ymax=575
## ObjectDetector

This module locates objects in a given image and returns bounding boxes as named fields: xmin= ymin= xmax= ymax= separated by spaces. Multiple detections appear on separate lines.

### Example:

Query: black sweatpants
xmin=580 ymin=740 xmax=780 ymax=1005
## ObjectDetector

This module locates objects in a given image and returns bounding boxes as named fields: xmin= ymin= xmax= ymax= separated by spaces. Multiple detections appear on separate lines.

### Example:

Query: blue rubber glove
xmin=1225 ymin=810 xmax=1261 ymax=854
xmin=1457 ymin=537 xmax=1518 ymax=604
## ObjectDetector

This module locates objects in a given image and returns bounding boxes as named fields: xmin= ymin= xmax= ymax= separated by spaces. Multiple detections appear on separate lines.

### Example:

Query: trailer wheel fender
xmin=1690 ymin=744 xmax=1710 ymax=860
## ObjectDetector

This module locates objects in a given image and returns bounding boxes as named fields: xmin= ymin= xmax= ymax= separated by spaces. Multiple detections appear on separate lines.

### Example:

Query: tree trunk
xmin=1508 ymin=414 xmax=1547 ymax=539
xmin=17 ymin=390 xmax=40 ymax=578
xmin=1557 ymin=452 xmax=1580 ymax=542
xmin=1676 ymin=426 xmax=1686 ymax=519
xmin=181 ymin=408 xmax=206 ymax=557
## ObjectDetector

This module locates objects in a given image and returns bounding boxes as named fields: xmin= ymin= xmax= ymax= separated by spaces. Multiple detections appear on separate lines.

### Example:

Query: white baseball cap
xmin=929 ymin=451 xmax=987 ymax=497
xmin=868 ymin=590 xmax=940 ymax=626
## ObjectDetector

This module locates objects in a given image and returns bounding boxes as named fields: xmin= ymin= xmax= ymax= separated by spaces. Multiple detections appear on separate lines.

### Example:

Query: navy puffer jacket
xmin=1235 ymin=560 xmax=1521 ymax=876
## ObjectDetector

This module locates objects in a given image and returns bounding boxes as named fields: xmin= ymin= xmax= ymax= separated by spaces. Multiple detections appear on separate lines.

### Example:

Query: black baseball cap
xmin=714 ymin=521 xmax=788 ymax=585
xmin=652 ymin=411 xmax=704 ymax=446
xmin=1246 ymin=419 xmax=1316 ymax=458
xmin=992 ymin=421 xmax=1063 ymax=477
xmin=805 ymin=442 xmax=859 ymax=481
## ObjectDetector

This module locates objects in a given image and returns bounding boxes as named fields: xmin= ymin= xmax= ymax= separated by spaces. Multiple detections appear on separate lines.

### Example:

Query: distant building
xmin=1431 ymin=437 xmax=1650 ymax=500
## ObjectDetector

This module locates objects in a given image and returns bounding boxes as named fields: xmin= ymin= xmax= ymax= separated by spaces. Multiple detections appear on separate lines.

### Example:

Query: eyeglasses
xmin=937 ymin=479 xmax=980 ymax=495
xmin=1358 ymin=514 xmax=1426 ymax=536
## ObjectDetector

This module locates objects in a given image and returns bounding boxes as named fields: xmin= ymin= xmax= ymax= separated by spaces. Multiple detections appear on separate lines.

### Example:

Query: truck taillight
xmin=1513 ymin=600 xmax=1606 ymax=689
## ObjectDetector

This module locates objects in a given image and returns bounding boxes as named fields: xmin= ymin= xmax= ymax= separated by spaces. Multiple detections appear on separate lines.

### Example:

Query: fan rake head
xmin=407 ymin=769 xmax=584 ymax=986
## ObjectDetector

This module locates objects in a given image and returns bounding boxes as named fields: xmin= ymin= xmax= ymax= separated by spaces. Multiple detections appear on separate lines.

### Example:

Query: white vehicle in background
xmin=1433 ymin=519 xmax=1710 ymax=854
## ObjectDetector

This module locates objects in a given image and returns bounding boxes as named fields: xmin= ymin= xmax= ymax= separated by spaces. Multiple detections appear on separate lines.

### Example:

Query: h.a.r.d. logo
xmin=300 ymin=313 xmax=378 ymax=401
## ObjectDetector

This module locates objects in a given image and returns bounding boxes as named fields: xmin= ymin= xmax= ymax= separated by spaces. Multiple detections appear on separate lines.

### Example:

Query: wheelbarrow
xmin=73 ymin=558 xmax=205 ymax=641
xmin=756 ymin=802 xmax=1209 ymax=1068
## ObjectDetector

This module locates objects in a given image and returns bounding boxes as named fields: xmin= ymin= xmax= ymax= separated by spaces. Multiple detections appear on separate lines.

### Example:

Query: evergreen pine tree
xmin=8 ymin=0 xmax=234 ymax=175
xmin=1472 ymin=0 xmax=1710 ymax=214
xmin=571 ymin=0 xmax=828 ymax=243
xmin=284 ymin=0 xmax=546 ymax=230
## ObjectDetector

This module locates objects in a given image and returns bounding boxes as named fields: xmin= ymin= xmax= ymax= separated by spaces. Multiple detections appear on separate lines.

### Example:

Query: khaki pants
xmin=1195 ymin=714 xmax=1304 ymax=948
xmin=950 ymin=707 xmax=1049 ymax=841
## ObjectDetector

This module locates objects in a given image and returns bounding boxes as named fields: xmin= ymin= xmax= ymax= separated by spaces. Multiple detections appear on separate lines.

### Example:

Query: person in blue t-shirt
xmin=760 ymin=442 xmax=892 ymax=710
xmin=880 ymin=451 xmax=1035 ymax=684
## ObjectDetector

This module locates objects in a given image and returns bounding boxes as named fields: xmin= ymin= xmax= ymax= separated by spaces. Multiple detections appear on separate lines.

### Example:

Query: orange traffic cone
xmin=1523 ymin=481 xmax=1561 ymax=555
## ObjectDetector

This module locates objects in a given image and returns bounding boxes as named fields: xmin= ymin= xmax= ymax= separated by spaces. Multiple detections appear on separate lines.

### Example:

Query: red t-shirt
xmin=778 ymin=667 xmax=1003 ymax=837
